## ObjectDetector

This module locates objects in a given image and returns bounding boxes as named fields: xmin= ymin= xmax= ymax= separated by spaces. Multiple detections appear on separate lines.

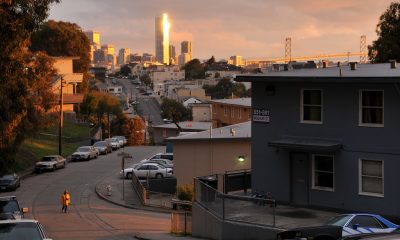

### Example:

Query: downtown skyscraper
xmin=155 ymin=13 xmax=170 ymax=64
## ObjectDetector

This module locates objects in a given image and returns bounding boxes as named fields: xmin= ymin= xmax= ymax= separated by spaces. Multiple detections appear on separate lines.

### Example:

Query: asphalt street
xmin=0 ymin=146 xmax=169 ymax=240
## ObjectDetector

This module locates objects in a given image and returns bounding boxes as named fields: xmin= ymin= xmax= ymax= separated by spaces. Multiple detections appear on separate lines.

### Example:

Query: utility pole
xmin=59 ymin=77 xmax=64 ymax=156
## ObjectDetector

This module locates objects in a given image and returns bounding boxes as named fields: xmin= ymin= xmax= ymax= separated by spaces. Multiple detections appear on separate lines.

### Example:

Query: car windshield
xmin=41 ymin=156 xmax=55 ymax=162
xmin=77 ymin=147 xmax=90 ymax=152
xmin=325 ymin=215 xmax=353 ymax=227
xmin=0 ymin=222 xmax=43 ymax=240
xmin=0 ymin=200 xmax=19 ymax=214
xmin=0 ymin=175 xmax=14 ymax=181
xmin=93 ymin=142 xmax=106 ymax=147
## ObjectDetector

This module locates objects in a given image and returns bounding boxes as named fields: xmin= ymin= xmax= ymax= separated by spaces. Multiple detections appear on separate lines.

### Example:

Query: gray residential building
xmin=236 ymin=62 xmax=400 ymax=217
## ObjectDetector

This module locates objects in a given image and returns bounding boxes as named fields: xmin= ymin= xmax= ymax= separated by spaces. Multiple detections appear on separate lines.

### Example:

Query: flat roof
xmin=235 ymin=63 xmax=400 ymax=83
xmin=168 ymin=121 xmax=251 ymax=141
xmin=152 ymin=121 xmax=212 ymax=131
xmin=209 ymin=98 xmax=251 ymax=107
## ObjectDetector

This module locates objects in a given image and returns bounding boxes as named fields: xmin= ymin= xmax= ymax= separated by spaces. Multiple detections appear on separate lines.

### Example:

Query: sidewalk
xmin=95 ymin=176 xmax=206 ymax=240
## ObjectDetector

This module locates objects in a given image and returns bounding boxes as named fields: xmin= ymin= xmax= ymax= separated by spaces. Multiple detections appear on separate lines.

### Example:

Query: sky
xmin=49 ymin=0 xmax=394 ymax=61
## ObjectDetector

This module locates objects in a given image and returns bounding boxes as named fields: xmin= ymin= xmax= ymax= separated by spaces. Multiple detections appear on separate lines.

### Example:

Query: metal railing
xmin=195 ymin=178 xmax=276 ymax=227
xmin=131 ymin=172 xmax=147 ymax=204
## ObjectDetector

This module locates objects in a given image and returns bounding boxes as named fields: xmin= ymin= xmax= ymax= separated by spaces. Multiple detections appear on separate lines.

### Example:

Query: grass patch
xmin=42 ymin=120 xmax=90 ymax=138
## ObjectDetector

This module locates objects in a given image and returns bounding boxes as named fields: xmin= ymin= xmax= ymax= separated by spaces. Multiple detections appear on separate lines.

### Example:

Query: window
xmin=348 ymin=216 xmax=385 ymax=228
xmin=231 ymin=107 xmax=235 ymax=118
xmin=359 ymin=90 xmax=384 ymax=127
xmin=312 ymin=155 xmax=334 ymax=190
xmin=301 ymin=89 xmax=322 ymax=123
xmin=213 ymin=106 xmax=217 ymax=115
xmin=162 ymin=129 xmax=167 ymax=138
xmin=224 ymin=107 xmax=228 ymax=116
xmin=238 ymin=108 xmax=242 ymax=119
xmin=359 ymin=159 xmax=384 ymax=197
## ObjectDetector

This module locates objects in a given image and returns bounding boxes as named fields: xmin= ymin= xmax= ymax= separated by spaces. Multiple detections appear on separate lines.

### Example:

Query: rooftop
xmin=168 ymin=121 xmax=251 ymax=141
xmin=152 ymin=121 xmax=212 ymax=131
xmin=210 ymin=98 xmax=251 ymax=107
xmin=235 ymin=63 xmax=400 ymax=83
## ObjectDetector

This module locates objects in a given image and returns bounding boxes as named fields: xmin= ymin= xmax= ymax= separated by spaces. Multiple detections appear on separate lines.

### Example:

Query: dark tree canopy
xmin=0 ymin=0 xmax=59 ymax=174
xmin=161 ymin=99 xmax=192 ymax=131
xmin=183 ymin=59 xmax=205 ymax=80
xmin=368 ymin=2 xmax=400 ymax=63
xmin=30 ymin=20 xmax=91 ymax=93
xmin=204 ymin=78 xmax=250 ymax=99
xmin=120 ymin=65 xmax=131 ymax=77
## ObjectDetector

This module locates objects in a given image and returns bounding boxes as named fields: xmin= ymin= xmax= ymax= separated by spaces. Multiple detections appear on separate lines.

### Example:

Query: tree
xmin=203 ymin=78 xmax=250 ymax=99
xmin=161 ymin=99 xmax=192 ymax=131
xmin=140 ymin=74 xmax=151 ymax=87
xmin=368 ymin=2 xmax=400 ymax=63
xmin=0 ymin=0 xmax=59 ymax=174
xmin=123 ymin=117 xmax=145 ymax=146
xmin=205 ymin=56 xmax=216 ymax=67
xmin=183 ymin=59 xmax=205 ymax=80
xmin=30 ymin=20 xmax=91 ymax=93
xmin=120 ymin=65 xmax=131 ymax=77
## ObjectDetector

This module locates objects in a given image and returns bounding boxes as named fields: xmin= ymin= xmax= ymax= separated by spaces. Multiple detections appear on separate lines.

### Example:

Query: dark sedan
xmin=0 ymin=174 xmax=20 ymax=191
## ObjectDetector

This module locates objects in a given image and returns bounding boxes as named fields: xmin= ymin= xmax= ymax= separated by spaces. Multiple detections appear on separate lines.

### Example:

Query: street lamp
xmin=58 ymin=77 xmax=76 ymax=156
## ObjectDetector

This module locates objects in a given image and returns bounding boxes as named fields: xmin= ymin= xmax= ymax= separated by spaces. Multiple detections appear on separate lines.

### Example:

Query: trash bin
xmin=199 ymin=175 xmax=218 ymax=202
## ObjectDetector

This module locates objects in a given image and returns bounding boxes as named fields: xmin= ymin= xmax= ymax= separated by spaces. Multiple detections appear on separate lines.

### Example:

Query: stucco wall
xmin=174 ymin=140 xmax=251 ymax=185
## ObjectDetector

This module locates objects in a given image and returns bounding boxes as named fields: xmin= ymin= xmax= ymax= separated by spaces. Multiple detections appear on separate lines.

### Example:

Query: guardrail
xmin=195 ymin=177 xmax=276 ymax=227
xmin=131 ymin=172 xmax=147 ymax=205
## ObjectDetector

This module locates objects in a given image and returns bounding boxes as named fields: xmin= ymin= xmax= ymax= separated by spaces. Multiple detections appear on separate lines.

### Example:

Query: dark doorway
xmin=290 ymin=152 xmax=309 ymax=205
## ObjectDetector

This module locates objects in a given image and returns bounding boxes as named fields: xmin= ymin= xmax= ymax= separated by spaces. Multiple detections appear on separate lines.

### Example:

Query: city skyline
xmin=49 ymin=0 xmax=394 ymax=60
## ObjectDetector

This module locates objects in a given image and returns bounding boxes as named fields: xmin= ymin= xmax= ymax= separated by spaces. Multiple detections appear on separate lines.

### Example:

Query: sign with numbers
xmin=252 ymin=108 xmax=270 ymax=123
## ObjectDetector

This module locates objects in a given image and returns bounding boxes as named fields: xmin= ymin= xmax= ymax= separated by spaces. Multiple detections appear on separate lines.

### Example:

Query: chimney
xmin=322 ymin=60 xmax=329 ymax=68
xmin=350 ymin=62 xmax=357 ymax=71
xmin=337 ymin=61 xmax=341 ymax=67
xmin=390 ymin=60 xmax=397 ymax=69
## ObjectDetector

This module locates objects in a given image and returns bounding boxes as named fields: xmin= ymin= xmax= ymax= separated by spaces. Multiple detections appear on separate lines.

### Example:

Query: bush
xmin=176 ymin=184 xmax=194 ymax=201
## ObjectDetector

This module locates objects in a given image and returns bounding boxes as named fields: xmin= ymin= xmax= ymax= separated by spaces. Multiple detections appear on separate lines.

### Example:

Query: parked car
xmin=141 ymin=152 xmax=174 ymax=162
xmin=92 ymin=141 xmax=112 ymax=155
xmin=71 ymin=146 xmax=98 ymax=161
xmin=113 ymin=136 xmax=127 ymax=146
xmin=0 ymin=219 xmax=52 ymax=240
xmin=35 ymin=155 xmax=66 ymax=173
xmin=277 ymin=213 xmax=399 ymax=240
xmin=0 ymin=174 xmax=20 ymax=191
xmin=342 ymin=227 xmax=400 ymax=239
xmin=0 ymin=196 xmax=28 ymax=220
xmin=120 ymin=163 xmax=173 ymax=179
xmin=145 ymin=159 xmax=173 ymax=168
xmin=105 ymin=138 xmax=120 ymax=150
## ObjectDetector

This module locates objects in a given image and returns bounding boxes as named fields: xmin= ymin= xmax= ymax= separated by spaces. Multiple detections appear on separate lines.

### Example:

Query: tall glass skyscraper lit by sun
xmin=155 ymin=13 xmax=170 ymax=64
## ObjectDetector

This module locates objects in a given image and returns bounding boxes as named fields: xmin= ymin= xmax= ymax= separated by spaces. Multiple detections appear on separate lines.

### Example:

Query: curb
xmin=94 ymin=183 xmax=173 ymax=214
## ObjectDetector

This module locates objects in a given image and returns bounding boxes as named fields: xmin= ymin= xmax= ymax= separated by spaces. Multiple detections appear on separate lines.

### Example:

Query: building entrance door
xmin=290 ymin=152 xmax=309 ymax=206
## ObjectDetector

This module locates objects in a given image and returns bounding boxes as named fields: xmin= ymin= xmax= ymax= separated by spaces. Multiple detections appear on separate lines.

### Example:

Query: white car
xmin=0 ymin=219 xmax=52 ymax=240
xmin=144 ymin=159 xmax=173 ymax=168
xmin=106 ymin=138 xmax=120 ymax=150
xmin=120 ymin=163 xmax=173 ymax=179
xmin=140 ymin=152 xmax=174 ymax=162
xmin=35 ymin=155 xmax=66 ymax=172
xmin=71 ymin=146 xmax=98 ymax=161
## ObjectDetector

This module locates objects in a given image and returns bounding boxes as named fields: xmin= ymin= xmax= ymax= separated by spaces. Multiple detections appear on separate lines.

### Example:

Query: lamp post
xmin=59 ymin=77 xmax=64 ymax=156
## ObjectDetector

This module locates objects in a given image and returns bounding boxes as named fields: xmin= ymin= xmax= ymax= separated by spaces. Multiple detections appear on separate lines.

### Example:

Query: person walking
xmin=61 ymin=190 xmax=71 ymax=213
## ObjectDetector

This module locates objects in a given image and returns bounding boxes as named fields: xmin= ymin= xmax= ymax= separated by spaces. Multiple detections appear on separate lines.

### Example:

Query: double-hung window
xmin=301 ymin=89 xmax=322 ymax=123
xmin=312 ymin=155 xmax=334 ymax=191
xmin=231 ymin=107 xmax=235 ymax=118
xmin=359 ymin=90 xmax=384 ymax=127
xmin=359 ymin=159 xmax=384 ymax=197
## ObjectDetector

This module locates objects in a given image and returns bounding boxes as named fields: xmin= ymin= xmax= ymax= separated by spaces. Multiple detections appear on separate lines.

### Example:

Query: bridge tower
xmin=285 ymin=37 xmax=292 ymax=63
xmin=360 ymin=35 xmax=367 ymax=63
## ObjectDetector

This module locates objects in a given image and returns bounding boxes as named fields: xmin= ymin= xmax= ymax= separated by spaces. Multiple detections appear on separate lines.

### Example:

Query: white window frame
xmin=359 ymin=89 xmax=384 ymax=127
xmin=300 ymin=89 xmax=323 ymax=124
xmin=312 ymin=154 xmax=335 ymax=191
xmin=359 ymin=158 xmax=384 ymax=197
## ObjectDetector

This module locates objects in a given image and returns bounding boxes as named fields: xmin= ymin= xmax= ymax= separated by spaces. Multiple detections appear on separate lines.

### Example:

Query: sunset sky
xmin=49 ymin=0 xmax=394 ymax=60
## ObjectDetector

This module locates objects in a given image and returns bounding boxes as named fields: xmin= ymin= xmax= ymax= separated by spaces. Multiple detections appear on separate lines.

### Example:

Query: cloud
xmin=49 ymin=0 xmax=394 ymax=59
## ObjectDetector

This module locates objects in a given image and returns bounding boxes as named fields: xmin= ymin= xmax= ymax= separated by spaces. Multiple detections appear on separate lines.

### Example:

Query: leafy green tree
xmin=30 ymin=20 xmax=91 ymax=93
xmin=203 ymin=78 xmax=250 ymax=99
xmin=183 ymin=59 xmax=205 ymax=80
xmin=140 ymin=74 xmax=151 ymax=87
xmin=161 ymin=99 xmax=192 ymax=131
xmin=368 ymin=2 xmax=400 ymax=62
xmin=0 ymin=0 xmax=59 ymax=174
xmin=80 ymin=94 xmax=99 ymax=121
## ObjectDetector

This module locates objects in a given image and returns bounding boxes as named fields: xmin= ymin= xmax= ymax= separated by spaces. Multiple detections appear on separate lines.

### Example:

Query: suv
xmin=0 ymin=196 xmax=28 ymax=220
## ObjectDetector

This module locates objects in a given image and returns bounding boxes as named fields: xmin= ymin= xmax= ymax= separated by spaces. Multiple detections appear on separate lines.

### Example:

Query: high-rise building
xmin=118 ymin=48 xmax=131 ymax=65
xmin=169 ymin=45 xmax=176 ymax=64
xmin=85 ymin=30 xmax=100 ymax=49
xmin=181 ymin=41 xmax=192 ymax=60
xmin=178 ymin=53 xmax=191 ymax=67
xmin=229 ymin=55 xmax=243 ymax=67
xmin=101 ymin=44 xmax=115 ymax=55
xmin=155 ymin=13 xmax=170 ymax=64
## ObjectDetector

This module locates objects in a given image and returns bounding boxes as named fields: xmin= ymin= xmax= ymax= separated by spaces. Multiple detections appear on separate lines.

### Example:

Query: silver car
xmin=71 ymin=146 xmax=98 ymax=161
xmin=133 ymin=163 xmax=173 ymax=179
xmin=35 ymin=155 xmax=66 ymax=172
xmin=0 ymin=219 xmax=52 ymax=240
